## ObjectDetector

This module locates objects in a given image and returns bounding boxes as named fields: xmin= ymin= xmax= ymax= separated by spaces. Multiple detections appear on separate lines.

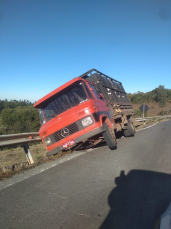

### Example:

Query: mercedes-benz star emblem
xmin=61 ymin=128 xmax=70 ymax=138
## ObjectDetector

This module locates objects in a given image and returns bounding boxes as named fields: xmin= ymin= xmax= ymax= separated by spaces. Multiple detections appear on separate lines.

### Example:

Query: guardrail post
xmin=22 ymin=144 xmax=34 ymax=164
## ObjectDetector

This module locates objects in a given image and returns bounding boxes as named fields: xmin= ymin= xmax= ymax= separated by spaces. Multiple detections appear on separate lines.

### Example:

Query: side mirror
xmin=98 ymin=94 xmax=103 ymax=99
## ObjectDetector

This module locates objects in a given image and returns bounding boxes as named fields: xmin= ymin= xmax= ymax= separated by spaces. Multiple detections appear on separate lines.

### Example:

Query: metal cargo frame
xmin=79 ymin=69 xmax=134 ymax=117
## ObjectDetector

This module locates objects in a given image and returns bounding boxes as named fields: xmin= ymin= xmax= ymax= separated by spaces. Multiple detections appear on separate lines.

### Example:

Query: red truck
xmin=34 ymin=69 xmax=135 ymax=157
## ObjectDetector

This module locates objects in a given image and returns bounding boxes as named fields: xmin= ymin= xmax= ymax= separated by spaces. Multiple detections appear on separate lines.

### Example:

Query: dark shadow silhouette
xmin=100 ymin=170 xmax=171 ymax=229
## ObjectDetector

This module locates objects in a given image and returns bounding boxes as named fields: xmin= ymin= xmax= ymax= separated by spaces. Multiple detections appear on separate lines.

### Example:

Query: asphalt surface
xmin=0 ymin=120 xmax=171 ymax=229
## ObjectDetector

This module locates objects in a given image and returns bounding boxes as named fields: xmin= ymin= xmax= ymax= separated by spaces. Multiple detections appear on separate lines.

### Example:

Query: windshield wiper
xmin=46 ymin=115 xmax=56 ymax=119
xmin=58 ymin=103 xmax=78 ymax=108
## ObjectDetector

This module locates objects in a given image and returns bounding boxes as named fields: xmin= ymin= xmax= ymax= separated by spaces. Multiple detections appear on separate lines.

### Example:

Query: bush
xmin=129 ymin=85 xmax=171 ymax=106
xmin=134 ymin=109 xmax=142 ymax=117
xmin=1 ymin=106 xmax=40 ymax=134
xmin=157 ymin=110 xmax=168 ymax=116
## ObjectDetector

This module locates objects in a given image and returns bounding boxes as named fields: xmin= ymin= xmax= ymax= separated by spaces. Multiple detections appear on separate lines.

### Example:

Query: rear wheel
xmin=124 ymin=119 xmax=135 ymax=137
xmin=102 ymin=122 xmax=117 ymax=150
xmin=124 ymin=129 xmax=131 ymax=137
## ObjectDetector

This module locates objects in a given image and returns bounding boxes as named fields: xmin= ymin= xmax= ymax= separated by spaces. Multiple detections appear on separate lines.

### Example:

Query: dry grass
xmin=0 ymin=143 xmax=47 ymax=168
xmin=0 ymin=142 xmax=73 ymax=180
xmin=132 ymin=102 xmax=171 ymax=117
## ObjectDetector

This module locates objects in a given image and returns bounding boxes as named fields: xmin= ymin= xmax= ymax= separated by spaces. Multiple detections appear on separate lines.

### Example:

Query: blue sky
xmin=0 ymin=0 xmax=171 ymax=102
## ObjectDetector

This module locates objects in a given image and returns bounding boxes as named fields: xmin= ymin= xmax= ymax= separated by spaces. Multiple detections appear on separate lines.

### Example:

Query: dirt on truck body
xmin=34 ymin=69 xmax=135 ymax=156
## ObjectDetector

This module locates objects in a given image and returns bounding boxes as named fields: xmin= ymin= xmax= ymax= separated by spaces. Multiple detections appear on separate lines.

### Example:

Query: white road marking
xmin=136 ymin=122 xmax=159 ymax=132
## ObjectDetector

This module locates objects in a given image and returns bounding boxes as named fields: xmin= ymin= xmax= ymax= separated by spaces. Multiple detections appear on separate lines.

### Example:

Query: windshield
xmin=39 ymin=82 xmax=88 ymax=125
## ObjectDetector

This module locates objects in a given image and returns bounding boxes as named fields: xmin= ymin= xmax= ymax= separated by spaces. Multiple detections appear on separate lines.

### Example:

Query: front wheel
xmin=102 ymin=122 xmax=117 ymax=150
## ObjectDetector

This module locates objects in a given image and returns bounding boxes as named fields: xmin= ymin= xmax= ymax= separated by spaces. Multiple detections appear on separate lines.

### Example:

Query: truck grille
xmin=53 ymin=122 xmax=79 ymax=142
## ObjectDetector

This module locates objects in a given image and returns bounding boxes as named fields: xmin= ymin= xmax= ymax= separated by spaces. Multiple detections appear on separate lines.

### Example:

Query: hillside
xmin=127 ymin=85 xmax=171 ymax=107
xmin=132 ymin=102 xmax=171 ymax=117
xmin=127 ymin=85 xmax=171 ymax=117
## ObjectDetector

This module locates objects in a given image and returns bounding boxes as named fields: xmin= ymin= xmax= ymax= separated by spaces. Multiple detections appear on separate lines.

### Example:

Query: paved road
xmin=0 ymin=120 xmax=171 ymax=229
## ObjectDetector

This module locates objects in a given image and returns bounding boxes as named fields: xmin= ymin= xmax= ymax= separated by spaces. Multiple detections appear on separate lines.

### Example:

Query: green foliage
xmin=1 ymin=106 xmax=40 ymax=134
xmin=153 ymin=85 xmax=167 ymax=107
xmin=134 ymin=109 xmax=142 ymax=117
xmin=0 ymin=99 xmax=33 ymax=114
xmin=130 ymin=91 xmax=147 ymax=104
xmin=127 ymin=93 xmax=133 ymax=101
xmin=157 ymin=110 xmax=171 ymax=116
xmin=129 ymin=85 xmax=171 ymax=107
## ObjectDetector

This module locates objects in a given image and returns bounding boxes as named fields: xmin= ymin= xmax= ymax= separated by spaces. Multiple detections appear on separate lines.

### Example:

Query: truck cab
xmin=34 ymin=77 xmax=113 ymax=156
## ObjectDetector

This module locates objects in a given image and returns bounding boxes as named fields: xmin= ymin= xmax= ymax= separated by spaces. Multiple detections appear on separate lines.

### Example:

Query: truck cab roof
xmin=34 ymin=77 xmax=85 ymax=109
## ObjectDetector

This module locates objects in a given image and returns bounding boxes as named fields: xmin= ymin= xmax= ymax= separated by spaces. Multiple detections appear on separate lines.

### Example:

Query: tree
xmin=153 ymin=85 xmax=167 ymax=107
xmin=128 ymin=85 xmax=171 ymax=106
xmin=1 ymin=106 xmax=40 ymax=134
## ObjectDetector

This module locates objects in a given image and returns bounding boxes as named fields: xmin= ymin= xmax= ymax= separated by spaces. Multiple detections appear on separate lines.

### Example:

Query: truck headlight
xmin=44 ymin=137 xmax=52 ymax=146
xmin=81 ymin=116 xmax=93 ymax=127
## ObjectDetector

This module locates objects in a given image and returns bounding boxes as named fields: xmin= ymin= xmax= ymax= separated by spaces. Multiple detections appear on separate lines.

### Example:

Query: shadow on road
xmin=99 ymin=170 xmax=171 ymax=229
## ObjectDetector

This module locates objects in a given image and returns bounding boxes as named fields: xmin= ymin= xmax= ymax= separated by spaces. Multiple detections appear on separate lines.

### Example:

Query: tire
xmin=124 ymin=129 xmax=131 ymax=137
xmin=124 ymin=119 xmax=136 ymax=137
xmin=102 ymin=122 xmax=117 ymax=150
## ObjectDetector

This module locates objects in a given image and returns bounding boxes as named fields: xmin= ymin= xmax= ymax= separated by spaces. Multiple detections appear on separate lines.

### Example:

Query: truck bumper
xmin=46 ymin=126 xmax=104 ymax=157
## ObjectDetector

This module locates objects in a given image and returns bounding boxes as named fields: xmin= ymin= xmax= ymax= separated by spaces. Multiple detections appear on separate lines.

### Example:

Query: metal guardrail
xmin=0 ymin=132 xmax=41 ymax=148
xmin=135 ymin=115 xmax=171 ymax=122
xmin=0 ymin=132 xmax=41 ymax=164
xmin=0 ymin=115 xmax=170 ymax=164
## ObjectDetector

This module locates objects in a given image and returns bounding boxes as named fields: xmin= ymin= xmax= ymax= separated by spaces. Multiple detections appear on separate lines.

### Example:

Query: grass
xmin=0 ymin=142 xmax=74 ymax=181
xmin=0 ymin=143 xmax=47 ymax=168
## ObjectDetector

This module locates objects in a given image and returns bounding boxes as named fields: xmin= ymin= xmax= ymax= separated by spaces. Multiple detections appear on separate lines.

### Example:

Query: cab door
xmin=87 ymin=83 xmax=111 ymax=117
